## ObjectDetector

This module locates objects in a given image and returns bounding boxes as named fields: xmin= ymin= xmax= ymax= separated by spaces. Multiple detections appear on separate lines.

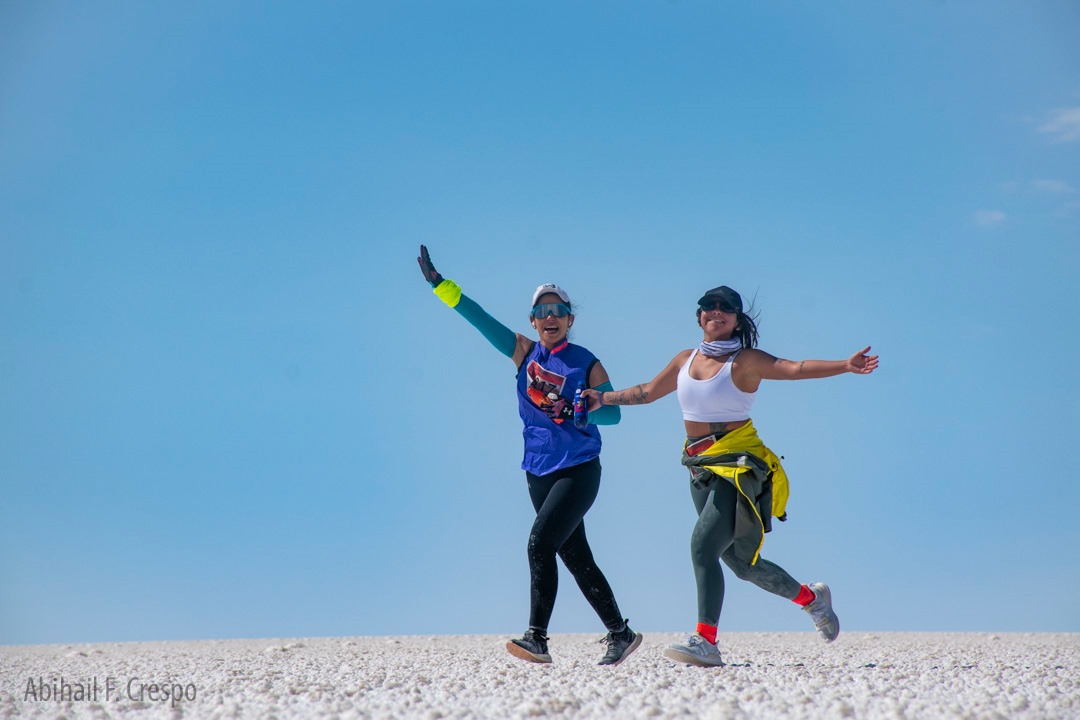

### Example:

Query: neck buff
xmin=699 ymin=338 xmax=742 ymax=357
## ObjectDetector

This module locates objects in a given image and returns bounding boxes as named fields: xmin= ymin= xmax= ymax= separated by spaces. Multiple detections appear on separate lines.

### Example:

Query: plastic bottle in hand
xmin=573 ymin=383 xmax=589 ymax=429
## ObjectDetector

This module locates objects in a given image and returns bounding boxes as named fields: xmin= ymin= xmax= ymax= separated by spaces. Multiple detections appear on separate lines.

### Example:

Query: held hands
xmin=580 ymin=388 xmax=604 ymax=412
xmin=417 ymin=244 xmax=443 ymax=286
xmin=846 ymin=346 xmax=879 ymax=375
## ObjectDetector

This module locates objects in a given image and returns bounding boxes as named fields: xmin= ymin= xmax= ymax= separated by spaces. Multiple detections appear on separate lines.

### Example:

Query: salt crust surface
xmin=1 ymin=633 xmax=1076 ymax=719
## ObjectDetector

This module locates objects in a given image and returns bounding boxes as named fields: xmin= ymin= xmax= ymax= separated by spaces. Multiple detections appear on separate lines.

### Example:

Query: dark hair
xmin=696 ymin=302 xmax=759 ymax=348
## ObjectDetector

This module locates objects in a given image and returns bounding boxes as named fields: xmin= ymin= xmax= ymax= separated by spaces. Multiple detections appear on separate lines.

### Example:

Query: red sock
xmin=793 ymin=584 xmax=816 ymax=606
xmin=695 ymin=622 xmax=717 ymax=645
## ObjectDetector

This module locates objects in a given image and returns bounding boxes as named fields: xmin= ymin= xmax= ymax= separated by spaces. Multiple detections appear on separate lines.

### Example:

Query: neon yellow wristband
xmin=433 ymin=279 xmax=462 ymax=308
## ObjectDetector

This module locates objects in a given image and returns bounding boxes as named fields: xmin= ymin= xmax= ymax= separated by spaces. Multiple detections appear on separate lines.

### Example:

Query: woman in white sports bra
xmin=583 ymin=285 xmax=878 ymax=667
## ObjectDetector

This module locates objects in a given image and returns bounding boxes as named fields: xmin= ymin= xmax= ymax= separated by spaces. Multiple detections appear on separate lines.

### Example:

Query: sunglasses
xmin=531 ymin=302 xmax=571 ymax=319
xmin=699 ymin=300 xmax=738 ymax=313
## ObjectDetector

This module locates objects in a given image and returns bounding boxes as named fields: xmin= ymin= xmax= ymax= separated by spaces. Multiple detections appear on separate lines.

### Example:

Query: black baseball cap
xmin=697 ymin=286 xmax=742 ymax=313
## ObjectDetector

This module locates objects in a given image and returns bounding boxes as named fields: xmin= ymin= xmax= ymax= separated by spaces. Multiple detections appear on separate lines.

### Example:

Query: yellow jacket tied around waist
xmin=680 ymin=420 xmax=789 ymax=565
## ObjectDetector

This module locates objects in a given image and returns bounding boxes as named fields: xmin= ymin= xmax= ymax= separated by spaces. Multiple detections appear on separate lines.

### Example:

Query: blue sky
xmin=2 ymin=1 xmax=1078 ymax=645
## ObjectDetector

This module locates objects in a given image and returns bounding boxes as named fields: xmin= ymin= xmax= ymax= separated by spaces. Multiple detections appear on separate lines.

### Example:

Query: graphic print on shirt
xmin=526 ymin=360 xmax=570 ymax=423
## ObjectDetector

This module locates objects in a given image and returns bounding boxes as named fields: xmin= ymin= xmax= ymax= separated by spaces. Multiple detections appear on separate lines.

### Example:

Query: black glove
xmin=542 ymin=396 xmax=574 ymax=422
xmin=417 ymin=244 xmax=444 ymax=286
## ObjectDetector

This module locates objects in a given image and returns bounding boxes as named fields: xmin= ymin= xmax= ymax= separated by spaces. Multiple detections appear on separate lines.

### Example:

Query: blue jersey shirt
xmin=516 ymin=340 xmax=602 ymax=476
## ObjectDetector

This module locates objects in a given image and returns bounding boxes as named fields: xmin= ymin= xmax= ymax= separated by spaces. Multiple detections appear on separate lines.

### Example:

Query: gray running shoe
xmin=663 ymin=634 xmax=725 ymax=667
xmin=506 ymin=629 xmax=552 ymax=663
xmin=598 ymin=621 xmax=643 ymax=666
xmin=803 ymin=582 xmax=840 ymax=643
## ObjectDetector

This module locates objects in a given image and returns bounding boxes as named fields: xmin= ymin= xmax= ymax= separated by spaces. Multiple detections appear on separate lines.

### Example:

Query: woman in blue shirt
xmin=417 ymin=245 xmax=641 ymax=667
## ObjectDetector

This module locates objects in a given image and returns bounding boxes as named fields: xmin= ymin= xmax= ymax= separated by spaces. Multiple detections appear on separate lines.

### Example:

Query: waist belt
xmin=686 ymin=433 xmax=726 ymax=457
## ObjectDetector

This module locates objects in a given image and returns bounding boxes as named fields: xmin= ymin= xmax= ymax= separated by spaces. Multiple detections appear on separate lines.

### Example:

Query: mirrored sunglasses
xmin=531 ymin=302 xmax=571 ymax=319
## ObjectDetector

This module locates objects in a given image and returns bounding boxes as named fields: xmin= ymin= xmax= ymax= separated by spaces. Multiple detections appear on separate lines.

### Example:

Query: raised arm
xmin=741 ymin=346 xmax=879 ymax=383
xmin=418 ymin=244 xmax=531 ymax=364
xmin=582 ymin=350 xmax=691 ymax=410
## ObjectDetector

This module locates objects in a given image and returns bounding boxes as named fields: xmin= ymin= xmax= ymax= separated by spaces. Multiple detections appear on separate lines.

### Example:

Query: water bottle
xmin=573 ymin=383 xmax=589 ymax=429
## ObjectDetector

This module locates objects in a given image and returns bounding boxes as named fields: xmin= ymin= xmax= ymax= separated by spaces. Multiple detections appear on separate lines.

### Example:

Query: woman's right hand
xmin=417 ymin=245 xmax=444 ymax=286
xmin=581 ymin=388 xmax=603 ymax=411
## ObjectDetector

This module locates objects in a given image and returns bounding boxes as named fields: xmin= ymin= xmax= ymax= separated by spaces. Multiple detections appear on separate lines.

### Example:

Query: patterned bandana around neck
xmin=699 ymin=338 xmax=742 ymax=357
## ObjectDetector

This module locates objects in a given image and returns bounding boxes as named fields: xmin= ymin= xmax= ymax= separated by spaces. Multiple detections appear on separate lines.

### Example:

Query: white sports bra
xmin=676 ymin=349 xmax=756 ymax=422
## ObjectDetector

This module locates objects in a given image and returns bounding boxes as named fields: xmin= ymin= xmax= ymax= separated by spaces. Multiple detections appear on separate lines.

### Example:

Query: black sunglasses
xmin=699 ymin=300 xmax=738 ymax=313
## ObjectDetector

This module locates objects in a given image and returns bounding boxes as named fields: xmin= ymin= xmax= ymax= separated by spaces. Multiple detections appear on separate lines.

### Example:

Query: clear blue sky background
xmin=2 ymin=1 xmax=1078 ymax=645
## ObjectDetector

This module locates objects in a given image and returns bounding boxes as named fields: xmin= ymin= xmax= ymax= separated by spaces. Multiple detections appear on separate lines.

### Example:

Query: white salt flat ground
xmin=2 ymin=633 xmax=1076 ymax=719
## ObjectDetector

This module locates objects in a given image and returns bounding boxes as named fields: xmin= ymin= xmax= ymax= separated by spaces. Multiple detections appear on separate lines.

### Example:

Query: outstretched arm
xmin=581 ymin=350 xmax=690 ymax=410
xmin=747 ymin=346 xmax=879 ymax=382
xmin=418 ymin=244 xmax=527 ymax=361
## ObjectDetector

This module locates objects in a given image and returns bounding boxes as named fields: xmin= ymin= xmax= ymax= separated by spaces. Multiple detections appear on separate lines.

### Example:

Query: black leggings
xmin=690 ymin=478 xmax=802 ymax=625
xmin=525 ymin=457 xmax=624 ymax=633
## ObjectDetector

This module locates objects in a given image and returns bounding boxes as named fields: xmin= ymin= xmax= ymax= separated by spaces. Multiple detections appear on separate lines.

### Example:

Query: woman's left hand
xmin=417 ymin=245 xmax=444 ymax=286
xmin=847 ymin=346 xmax=879 ymax=374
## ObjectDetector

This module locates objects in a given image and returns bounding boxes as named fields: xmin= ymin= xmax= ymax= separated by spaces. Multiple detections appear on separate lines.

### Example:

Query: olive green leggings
xmin=690 ymin=478 xmax=802 ymax=625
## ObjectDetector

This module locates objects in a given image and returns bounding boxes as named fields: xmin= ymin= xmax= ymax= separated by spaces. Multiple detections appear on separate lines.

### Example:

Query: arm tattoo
xmin=799 ymin=361 xmax=805 ymax=374
xmin=607 ymin=385 xmax=650 ymax=405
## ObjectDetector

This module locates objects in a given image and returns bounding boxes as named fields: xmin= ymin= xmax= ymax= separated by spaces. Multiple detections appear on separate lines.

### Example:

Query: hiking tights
xmin=526 ymin=458 xmax=624 ymax=633
xmin=690 ymin=479 xmax=802 ymax=625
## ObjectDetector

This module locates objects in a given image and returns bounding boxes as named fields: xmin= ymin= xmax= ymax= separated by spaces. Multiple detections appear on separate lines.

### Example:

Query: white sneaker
xmin=663 ymin=634 xmax=724 ymax=667
xmin=803 ymin=582 xmax=840 ymax=643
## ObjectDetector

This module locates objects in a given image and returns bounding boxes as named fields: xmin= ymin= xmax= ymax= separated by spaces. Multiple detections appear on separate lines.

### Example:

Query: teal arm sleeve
xmin=454 ymin=294 xmax=517 ymax=358
xmin=588 ymin=381 xmax=621 ymax=425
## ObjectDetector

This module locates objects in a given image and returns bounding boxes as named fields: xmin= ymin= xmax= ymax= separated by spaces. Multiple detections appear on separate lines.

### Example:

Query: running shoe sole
xmin=505 ymin=641 xmax=552 ymax=664
xmin=663 ymin=647 xmax=725 ymax=667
